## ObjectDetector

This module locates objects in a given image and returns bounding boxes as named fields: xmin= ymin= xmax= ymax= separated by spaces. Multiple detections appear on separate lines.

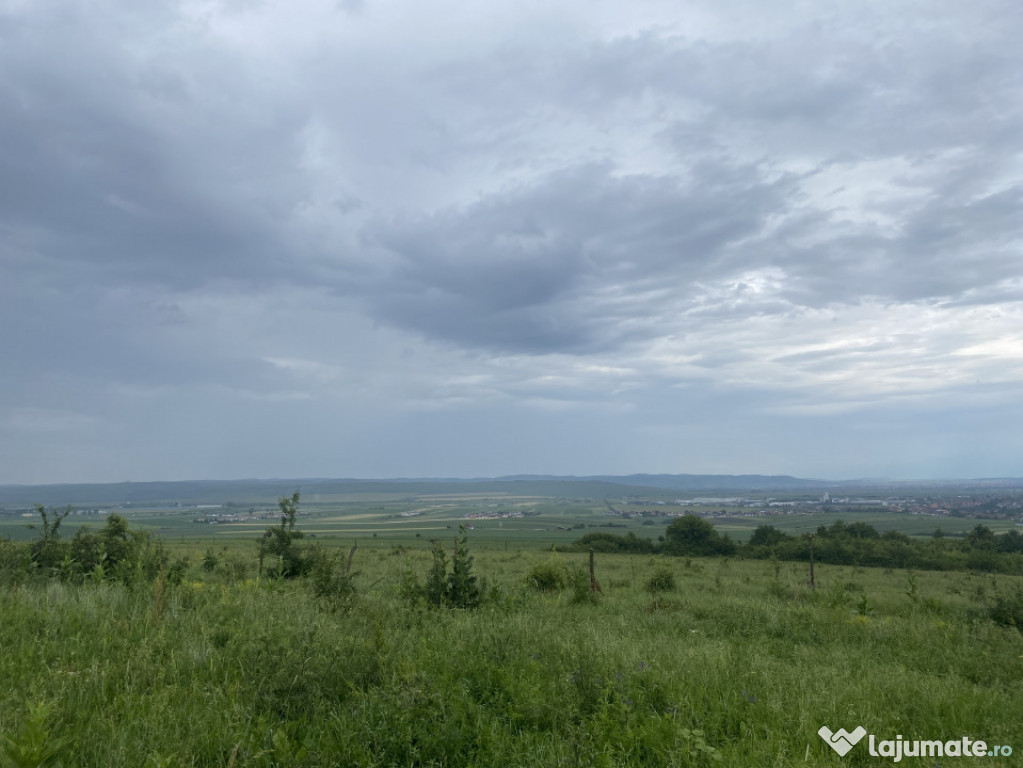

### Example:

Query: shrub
xmin=644 ymin=565 xmax=677 ymax=594
xmin=525 ymin=560 xmax=567 ymax=593
xmin=989 ymin=588 xmax=1023 ymax=631
xmin=308 ymin=548 xmax=357 ymax=613
xmin=398 ymin=561 xmax=424 ymax=607
xmin=0 ymin=539 xmax=30 ymax=586
xmin=560 ymin=532 xmax=656 ymax=554
xmin=568 ymin=567 xmax=600 ymax=605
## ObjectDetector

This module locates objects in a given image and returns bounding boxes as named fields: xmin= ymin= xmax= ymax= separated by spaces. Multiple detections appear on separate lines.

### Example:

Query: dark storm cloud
xmin=364 ymin=161 xmax=795 ymax=353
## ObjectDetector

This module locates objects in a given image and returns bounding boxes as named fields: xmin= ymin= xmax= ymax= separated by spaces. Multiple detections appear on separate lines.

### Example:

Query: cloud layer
xmin=2 ymin=0 xmax=1022 ymax=482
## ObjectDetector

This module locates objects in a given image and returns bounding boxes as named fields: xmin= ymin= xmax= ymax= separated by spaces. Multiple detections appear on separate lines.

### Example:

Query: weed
xmin=201 ymin=550 xmax=219 ymax=573
xmin=856 ymin=593 xmax=872 ymax=616
xmin=767 ymin=580 xmax=788 ymax=600
xmin=3 ymin=701 xmax=68 ymax=768
xmin=904 ymin=571 xmax=919 ymax=605
xmin=824 ymin=579 xmax=851 ymax=609
xmin=679 ymin=727 xmax=723 ymax=763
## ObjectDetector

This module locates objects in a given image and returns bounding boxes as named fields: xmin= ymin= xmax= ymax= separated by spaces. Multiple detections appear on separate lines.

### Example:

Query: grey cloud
xmin=0 ymin=6 xmax=309 ymax=291
xmin=363 ymin=161 xmax=794 ymax=353
xmin=769 ymin=179 xmax=1023 ymax=307
xmin=3 ymin=0 xmax=1023 ymax=483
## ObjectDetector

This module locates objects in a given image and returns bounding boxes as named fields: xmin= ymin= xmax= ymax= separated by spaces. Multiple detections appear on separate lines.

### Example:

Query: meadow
xmin=2 ymin=527 xmax=1021 ymax=767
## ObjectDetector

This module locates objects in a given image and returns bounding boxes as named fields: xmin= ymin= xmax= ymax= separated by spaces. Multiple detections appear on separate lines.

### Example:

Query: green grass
xmin=2 ymin=547 xmax=1021 ymax=767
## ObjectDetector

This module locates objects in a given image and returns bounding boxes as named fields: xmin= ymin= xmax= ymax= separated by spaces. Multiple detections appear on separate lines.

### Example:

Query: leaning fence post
xmin=589 ymin=548 xmax=602 ymax=593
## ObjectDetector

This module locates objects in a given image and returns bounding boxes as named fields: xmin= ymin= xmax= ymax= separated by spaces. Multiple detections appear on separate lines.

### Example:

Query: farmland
xmin=2 ymin=480 xmax=1021 ymax=549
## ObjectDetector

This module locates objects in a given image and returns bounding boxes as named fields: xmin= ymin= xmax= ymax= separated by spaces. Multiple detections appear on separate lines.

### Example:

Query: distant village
xmin=603 ymin=492 xmax=1023 ymax=524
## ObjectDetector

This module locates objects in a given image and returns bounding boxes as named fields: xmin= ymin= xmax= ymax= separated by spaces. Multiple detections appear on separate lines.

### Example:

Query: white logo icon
xmin=819 ymin=725 xmax=867 ymax=756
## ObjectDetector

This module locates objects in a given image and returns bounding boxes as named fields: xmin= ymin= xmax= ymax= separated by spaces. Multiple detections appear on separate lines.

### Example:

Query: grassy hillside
xmin=1 ymin=544 xmax=1020 ymax=767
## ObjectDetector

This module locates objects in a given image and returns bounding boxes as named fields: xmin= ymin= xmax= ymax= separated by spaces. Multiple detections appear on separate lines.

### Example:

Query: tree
xmin=423 ymin=525 xmax=479 ymax=609
xmin=664 ymin=515 xmax=735 ymax=556
xmin=966 ymin=524 xmax=996 ymax=550
xmin=28 ymin=505 xmax=71 ymax=571
xmin=425 ymin=540 xmax=448 ymax=607
xmin=447 ymin=525 xmax=480 ymax=609
xmin=749 ymin=525 xmax=788 ymax=548
xmin=258 ymin=491 xmax=308 ymax=578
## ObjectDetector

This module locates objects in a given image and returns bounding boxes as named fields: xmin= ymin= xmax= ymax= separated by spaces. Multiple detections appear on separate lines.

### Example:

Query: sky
xmin=1 ymin=0 xmax=1022 ymax=484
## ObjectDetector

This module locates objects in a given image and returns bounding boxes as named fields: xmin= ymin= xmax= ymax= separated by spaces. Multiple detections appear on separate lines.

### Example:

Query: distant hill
xmin=583 ymin=474 xmax=831 ymax=491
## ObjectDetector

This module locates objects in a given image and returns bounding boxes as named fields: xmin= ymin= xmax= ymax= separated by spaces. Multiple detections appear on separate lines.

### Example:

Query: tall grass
xmin=1 ymin=551 xmax=1021 ymax=766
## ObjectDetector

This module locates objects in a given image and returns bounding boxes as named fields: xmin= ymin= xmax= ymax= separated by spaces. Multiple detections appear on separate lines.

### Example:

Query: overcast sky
xmin=2 ymin=0 xmax=1022 ymax=484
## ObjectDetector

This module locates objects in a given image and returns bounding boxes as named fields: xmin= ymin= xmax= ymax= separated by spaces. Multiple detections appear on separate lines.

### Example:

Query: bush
xmin=398 ymin=560 xmax=424 ymax=607
xmin=989 ymin=589 xmax=1023 ymax=631
xmin=0 ymin=537 xmax=30 ymax=586
xmin=568 ymin=567 xmax=600 ymax=605
xmin=525 ymin=560 xmax=567 ymax=593
xmin=308 ymin=548 xmax=357 ymax=613
xmin=644 ymin=565 xmax=677 ymax=594
xmin=560 ymin=532 xmax=656 ymax=554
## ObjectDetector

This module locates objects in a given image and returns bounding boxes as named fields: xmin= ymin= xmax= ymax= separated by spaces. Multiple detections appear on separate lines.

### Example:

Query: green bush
xmin=525 ymin=560 xmax=567 ymax=593
xmin=0 ymin=538 xmax=30 ymax=586
xmin=644 ymin=565 xmax=676 ymax=594
xmin=989 ymin=588 xmax=1023 ymax=630
xmin=568 ymin=567 xmax=600 ymax=605
xmin=308 ymin=548 xmax=357 ymax=613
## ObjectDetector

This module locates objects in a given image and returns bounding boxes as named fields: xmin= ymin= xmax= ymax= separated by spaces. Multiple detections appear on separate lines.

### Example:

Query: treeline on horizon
xmin=561 ymin=515 xmax=1023 ymax=574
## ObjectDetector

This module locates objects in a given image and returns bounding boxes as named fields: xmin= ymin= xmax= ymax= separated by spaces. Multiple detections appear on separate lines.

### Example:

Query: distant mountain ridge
xmin=1 ymin=473 xmax=1021 ymax=507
